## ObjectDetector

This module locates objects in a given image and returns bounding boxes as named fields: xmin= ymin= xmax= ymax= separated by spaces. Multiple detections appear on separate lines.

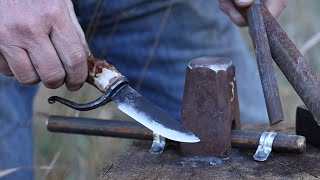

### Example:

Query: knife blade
xmin=112 ymin=84 xmax=200 ymax=143
xmin=49 ymin=55 xmax=200 ymax=143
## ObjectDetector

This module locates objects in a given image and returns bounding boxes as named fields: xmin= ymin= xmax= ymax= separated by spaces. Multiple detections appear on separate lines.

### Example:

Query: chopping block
xmin=180 ymin=57 xmax=240 ymax=158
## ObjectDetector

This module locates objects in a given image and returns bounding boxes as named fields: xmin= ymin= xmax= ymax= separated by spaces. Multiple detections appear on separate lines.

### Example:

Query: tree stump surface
xmin=98 ymin=123 xmax=320 ymax=180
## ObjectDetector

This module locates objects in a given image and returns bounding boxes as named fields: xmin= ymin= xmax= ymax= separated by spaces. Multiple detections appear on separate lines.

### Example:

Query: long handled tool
xmin=246 ymin=0 xmax=283 ymax=125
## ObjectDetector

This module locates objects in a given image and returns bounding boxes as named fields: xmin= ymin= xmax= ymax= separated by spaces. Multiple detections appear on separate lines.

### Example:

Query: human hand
xmin=0 ymin=0 xmax=89 ymax=91
xmin=220 ymin=0 xmax=288 ymax=26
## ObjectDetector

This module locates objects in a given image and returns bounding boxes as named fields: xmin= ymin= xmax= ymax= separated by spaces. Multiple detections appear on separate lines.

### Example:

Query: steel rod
xmin=47 ymin=115 xmax=305 ymax=153
xmin=246 ymin=0 xmax=284 ymax=125
xmin=232 ymin=130 xmax=305 ymax=153
xmin=47 ymin=115 xmax=152 ymax=140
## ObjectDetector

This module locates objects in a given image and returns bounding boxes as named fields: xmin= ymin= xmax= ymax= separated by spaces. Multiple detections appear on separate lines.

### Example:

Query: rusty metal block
xmin=180 ymin=57 xmax=240 ymax=158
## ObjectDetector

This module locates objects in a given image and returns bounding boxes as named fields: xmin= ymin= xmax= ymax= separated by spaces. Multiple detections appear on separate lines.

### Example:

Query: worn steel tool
xmin=296 ymin=106 xmax=320 ymax=147
xmin=48 ymin=55 xmax=200 ymax=144
xmin=247 ymin=0 xmax=283 ymax=125
xmin=180 ymin=57 xmax=240 ymax=157
xmin=46 ymin=115 xmax=306 ymax=154
xmin=261 ymin=7 xmax=320 ymax=126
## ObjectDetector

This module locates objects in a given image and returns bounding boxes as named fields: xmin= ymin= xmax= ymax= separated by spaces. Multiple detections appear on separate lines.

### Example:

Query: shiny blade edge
xmin=112 ymin=85 xmax=200 ymax=143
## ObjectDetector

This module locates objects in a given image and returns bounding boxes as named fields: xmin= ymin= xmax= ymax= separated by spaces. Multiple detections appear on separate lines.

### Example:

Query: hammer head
xmin=180 ymin=57 xmax=241 ymax=158
xmin=296 ymin=105 xmax=320 ymax=147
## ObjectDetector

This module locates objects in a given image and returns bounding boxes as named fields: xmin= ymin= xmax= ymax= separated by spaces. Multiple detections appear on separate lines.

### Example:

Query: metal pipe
xmin=47 ymin=115 xmax=306 ymax=153
xmin=47 ymin=115 xmax=152 ymax=140
xmin=232 ymin=130 xmax=305 ymax=153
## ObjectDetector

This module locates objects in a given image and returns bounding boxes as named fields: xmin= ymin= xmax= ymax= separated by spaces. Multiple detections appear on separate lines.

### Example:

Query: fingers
xmin=233 ymin=0 xmax=253 ymax=7
xmin=220 ymin=0 xmax=288 ymax=27
xmin=220 ymin=0 xmax=248 ymax=26
xmin=0 ymin=52 xmax=13 ymax=76
xmin=64 ymin=0 xmax=91 ymax=54
xmin=0 ymin=46 xmax=40 ymax=84
xmin=0 ymin=1 xmax=88 ymax=90
xmin=50 ymin=16 xmax=87 ymax=91
xmin=264 ymin=0 xmax=288 ymax=19
xmin=27 ymin=35 xmax=65 ymax=88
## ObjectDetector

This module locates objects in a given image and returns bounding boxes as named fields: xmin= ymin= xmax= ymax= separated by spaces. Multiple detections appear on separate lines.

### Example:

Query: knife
xmin=48 ymin=55 xmax=200 ymax=143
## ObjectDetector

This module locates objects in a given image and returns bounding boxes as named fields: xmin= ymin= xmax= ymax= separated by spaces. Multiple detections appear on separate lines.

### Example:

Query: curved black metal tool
xmin=48 ymin=77 xmax=128 ymax=111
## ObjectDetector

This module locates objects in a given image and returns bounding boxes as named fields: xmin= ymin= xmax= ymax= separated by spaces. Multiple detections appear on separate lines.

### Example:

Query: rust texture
xmin=262 ymin=7 xmax=320 ymax=125
xmin=180 ymin=57 xmax=240 ymax=158
xmin=247 ymin=0 xmax=283 ymax=125
xmin=232 ymin=130 xmax=306 ymax=153
xmin=47 ymin=115 xmax=152 ymax=140
xmin=296 ymin=106 xmax=320 ymax=147
xmin=47 ymin=115 xmax=305 ymax=153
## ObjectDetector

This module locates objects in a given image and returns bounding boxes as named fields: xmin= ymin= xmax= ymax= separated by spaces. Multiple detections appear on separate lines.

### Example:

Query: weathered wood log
xmin=97 ymin=139 xmax=320 ymax=180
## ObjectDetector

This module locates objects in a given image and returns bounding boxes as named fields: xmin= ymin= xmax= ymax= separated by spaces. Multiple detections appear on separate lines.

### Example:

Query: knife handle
xmin=86 ymin=55 xmax=128 ymax=92
xmin=48 ymin=55 xmax=129 ymax=111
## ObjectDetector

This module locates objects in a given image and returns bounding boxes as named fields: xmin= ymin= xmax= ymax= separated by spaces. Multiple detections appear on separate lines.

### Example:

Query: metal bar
xmin=246 ymin=0 xmax=284 ymax=125
xmin=262 ymin=7 xmax=320 ymax=125
xmin=47 ymin=115 xmax=152 ymax=140
xmin=47 ymin=115 xmax=306 ymax=153
xmin=232 ymin=130 xmax=305 ymax=153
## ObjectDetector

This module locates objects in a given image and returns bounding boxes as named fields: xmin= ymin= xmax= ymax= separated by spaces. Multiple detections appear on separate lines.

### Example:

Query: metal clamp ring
xmin=253 ymin=131 xmax=278 ymax=161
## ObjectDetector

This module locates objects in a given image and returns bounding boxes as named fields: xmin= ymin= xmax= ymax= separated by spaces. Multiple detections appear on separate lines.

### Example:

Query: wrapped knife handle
xmin=48 ymin=55 xmax=129 ymax=111
xmin=86 ymin=55 xmax=128 ymax=92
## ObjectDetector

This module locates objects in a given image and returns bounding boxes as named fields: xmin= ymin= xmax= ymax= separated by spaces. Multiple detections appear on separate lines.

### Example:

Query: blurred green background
xmin=32 ymin=1 xmax=320 ymax=179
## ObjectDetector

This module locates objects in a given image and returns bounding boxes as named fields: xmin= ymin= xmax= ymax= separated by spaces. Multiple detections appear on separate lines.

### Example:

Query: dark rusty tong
xmin=249 ymin=2 xmax=320 ymax=126
xmin=247 ymin=0 xmax=283 ymax=125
